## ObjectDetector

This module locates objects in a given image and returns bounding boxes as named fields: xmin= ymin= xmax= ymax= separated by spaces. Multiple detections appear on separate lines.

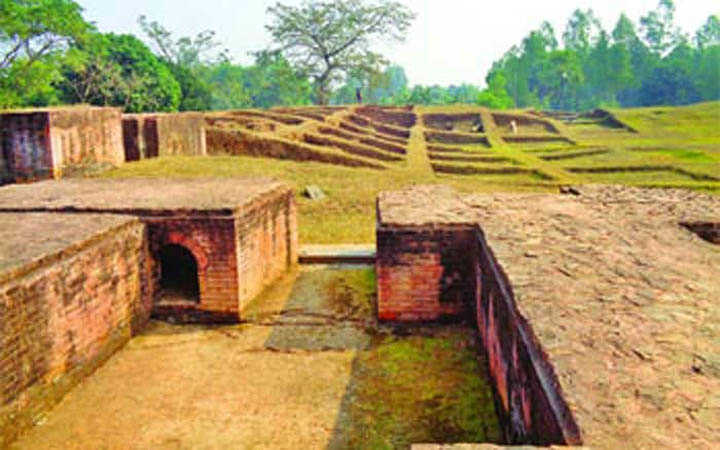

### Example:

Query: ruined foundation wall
xmin=236 ymin=189 xmax=298 ymax=313
xmin=0 ymin=219 xmax=150 ymax=446
xmin=0 ymin=108 xmax=124 ymax=183
xmin=473 ymin=229 xmax=581 ymax=446
xmin=376 ymin=225 xmax=476 ymax=321
xmin=0 ymin=112 xmax=52 ymax=182
xmin=48 ymin=108 xmax=125 ymax=176
xmin=122 ymin=113 xmax=206 ymax=161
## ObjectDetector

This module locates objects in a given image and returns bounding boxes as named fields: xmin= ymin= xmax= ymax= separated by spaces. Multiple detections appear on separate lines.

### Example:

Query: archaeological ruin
xmin=1 ymin=104 xmax=719 ymax=448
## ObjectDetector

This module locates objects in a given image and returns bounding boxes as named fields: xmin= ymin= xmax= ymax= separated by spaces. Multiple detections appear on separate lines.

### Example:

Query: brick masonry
xmin=376 ymin=186 xmax=581 ymax=445
xmin=0 ymin=215 xmax=150 ymax=447
xmin=0 ymin=107 xmax=124 ymax=183
xmin=122 ymin=112 xmax=206 ymax=161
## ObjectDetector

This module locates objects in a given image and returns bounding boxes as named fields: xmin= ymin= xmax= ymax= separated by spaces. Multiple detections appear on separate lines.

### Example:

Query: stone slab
xmin=0 ymin=177 xmax=289 ymax=216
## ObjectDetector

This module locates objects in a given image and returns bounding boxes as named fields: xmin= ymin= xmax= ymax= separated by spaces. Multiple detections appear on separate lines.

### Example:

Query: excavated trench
xmin=11 ymin=264 xmax=502 ymax=450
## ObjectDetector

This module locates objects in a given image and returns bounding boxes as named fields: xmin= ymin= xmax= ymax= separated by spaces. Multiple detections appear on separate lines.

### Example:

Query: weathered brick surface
xmin=0 ymin=178 xmax=298 ymax=322
xmin=376 ymin=227 xmax=476 ymax=321
xmin=236 ymin=190 xmax=298 ymax=311
xmin=0 ymin=107 xmax=124 ymax=183
xmin=0 ymin=213 xmax=150 ymax=447
xmin=377 ymin=184 xmax=720 ymax=448
xmin=122 ymin=112 xmax=206 ymax=161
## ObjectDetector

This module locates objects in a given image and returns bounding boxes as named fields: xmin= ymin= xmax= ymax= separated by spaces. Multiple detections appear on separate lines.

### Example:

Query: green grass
xmin=332 ymin=328 xmax=501 ymax=449
xmin=99 ymin=101 xmax=720 ymax=244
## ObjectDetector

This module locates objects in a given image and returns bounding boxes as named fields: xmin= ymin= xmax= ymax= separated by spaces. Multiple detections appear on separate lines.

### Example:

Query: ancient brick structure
xmin=0 ymin=213 xmax=150 ymax=446
xmin=377 ymin=184 xmax=720 ymax=448
xmin=0 ymin=107 xmax=124 ymax=183
xmin=122 ymin=112 xmax=206 ymax=161
xmin=0 ymin=178 xmax=297 ymax=323
xmin=0 ymin=177 xmax=298 ymax=445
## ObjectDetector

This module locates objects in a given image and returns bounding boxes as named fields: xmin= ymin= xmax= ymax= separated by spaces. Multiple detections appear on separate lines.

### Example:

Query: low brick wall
xmin=0 ymin=216 xmax=150 ymax=446
xmin=376 ymin=221 xmax=581 ymax=445
xmin=122 ymin=112 xmax=206 ymax=161
xmin=0 ymin=107 xmax=124 ymax=182
xmin=473 ymin=228 xmax=581 ymax=445
xmin=236 ymin=189 xmax=299 ymax=311
xmin=376 ymin=225 xmax=476 ymax=321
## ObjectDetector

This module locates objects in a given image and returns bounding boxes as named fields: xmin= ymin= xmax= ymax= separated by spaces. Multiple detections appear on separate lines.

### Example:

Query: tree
xmin=695 ymin=15 xmax=720 ymax=49
xmin=57 ymin=33 xmax=181 ymax=112
xmin=264 ymin=0 xmax=415 ymax=105
xmin=477 ymin=71 xmax=513 ymax=109
xmin=640 ymin=0 xmax=681 ymax=55
xmin=0 ymin=0 xmax=91 ymax=107
xmin=563 ymin=9 xmax=602 ymax=54
xmin=138 ymin=16 xmax=227 ymax=111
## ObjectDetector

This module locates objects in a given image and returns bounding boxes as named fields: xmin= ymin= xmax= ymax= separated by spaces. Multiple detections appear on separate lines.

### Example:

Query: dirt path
xmin=11 ymin=265 xmax=499 ymax=450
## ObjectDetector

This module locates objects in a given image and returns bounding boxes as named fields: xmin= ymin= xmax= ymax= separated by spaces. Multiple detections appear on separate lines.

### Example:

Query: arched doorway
xmin=158 ymin=244 xmax=200 ymax=302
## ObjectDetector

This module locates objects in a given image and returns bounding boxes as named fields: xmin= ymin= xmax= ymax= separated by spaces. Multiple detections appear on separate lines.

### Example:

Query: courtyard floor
xmin=11 ymin=265 xmax=499 ymax=450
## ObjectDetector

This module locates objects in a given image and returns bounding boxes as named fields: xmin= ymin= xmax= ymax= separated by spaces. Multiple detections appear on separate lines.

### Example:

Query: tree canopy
xmin=264 ymin=0 xmax=415 ymax=104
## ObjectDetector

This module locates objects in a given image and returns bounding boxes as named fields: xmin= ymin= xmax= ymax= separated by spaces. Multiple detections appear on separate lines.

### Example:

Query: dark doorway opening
xmin=159 ymin=244 xmax=200 ymax=302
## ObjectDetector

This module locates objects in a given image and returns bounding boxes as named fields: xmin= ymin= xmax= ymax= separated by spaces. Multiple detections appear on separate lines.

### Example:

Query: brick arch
xmin=164 ymin=232 xmax=209 ymax=271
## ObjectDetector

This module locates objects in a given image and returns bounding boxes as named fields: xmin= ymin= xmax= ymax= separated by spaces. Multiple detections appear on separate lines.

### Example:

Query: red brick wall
xmin=374 ymin=219 xmax=581 ymax=445
xmin=375 ymin=226 xmax=476 ymax=321
xmin=0 ymin=112 xmax=52 ymax=182
xmin=145 ymin=188 xmax=297 ymax=321
xmin=473 ymin=230 xmax=581 ymax=445
xmin=236 ymin=190 xmax=298 ymax=312
xmin=0 ymin=219 xmax=150 ymax=446
xmin=48 ymin=108 xmax=125 ymax=176
xmin=122 ymin=113 xmax=206 ymax=161
xmin=0 ymin=107 xmax=124 ymax=183
xmin=147 ymin=217 xmax=238 ymax=320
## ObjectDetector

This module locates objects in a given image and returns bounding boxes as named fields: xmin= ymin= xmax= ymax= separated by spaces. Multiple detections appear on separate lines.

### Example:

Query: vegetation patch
xmin=329 ymin=327 xmax=501 ymax=449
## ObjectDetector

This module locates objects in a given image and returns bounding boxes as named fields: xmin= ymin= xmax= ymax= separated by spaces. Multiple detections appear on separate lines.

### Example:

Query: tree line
xmin=1 ymin=0 xmax=717 ymax=112
xmin=483 ymin=0 xmax=719 ymax=110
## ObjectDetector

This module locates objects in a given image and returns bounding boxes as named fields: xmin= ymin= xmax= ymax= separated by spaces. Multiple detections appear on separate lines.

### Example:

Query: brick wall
xmin=0 ymin=107 xmax=124 ymax=183
xmin=473 ymin=229 xmax=581 ymax=446
xmin=0 ymin=219 xmax=150 ymax=446
xmin=147 ymin=217 xmax=239 ymax=321
xmin=236 ymin=189 xmax=298 ymax=312
xmin=376 ymin=225 xmax=476 ymax=321
xmin=122 ymin=113 xmax=206 ymax=161
xmin=374 ymin=216 xmax=581 ymax=445
xmin=0 ymin=112 xmax=52 ymax=182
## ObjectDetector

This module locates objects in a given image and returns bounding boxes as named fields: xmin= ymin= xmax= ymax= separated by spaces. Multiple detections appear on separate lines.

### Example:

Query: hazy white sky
xmin=77 ymin=0 xmax=718 ymax=87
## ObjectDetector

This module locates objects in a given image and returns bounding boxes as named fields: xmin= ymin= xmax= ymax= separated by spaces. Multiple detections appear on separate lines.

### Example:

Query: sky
xmin=77 ymin=0 xmax=718 ymax=87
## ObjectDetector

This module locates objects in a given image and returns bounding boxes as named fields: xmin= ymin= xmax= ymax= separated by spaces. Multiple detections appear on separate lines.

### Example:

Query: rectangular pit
xmin=0 ymin=213 xmax=150 ymax=446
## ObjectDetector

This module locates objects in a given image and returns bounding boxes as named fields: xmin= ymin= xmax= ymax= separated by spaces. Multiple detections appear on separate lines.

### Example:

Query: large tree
xmin=264 ymin=0 xmax=415 ymax=105
xmin=58 ymin=32 xmax=181 ymax=112
xmin=0 ymin=0 xmax=91 ymax=107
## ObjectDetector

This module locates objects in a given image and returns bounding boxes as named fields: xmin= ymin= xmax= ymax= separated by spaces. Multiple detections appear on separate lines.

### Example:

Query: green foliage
xmin=487 ymin=1 xmax=720 ymax=110
xmin=264 ymin=0 xmax=415 ymax=104
xmin=57 ymin=32 xmax=181 ymax=112
xmin=477 ymin=71 xmax=513 ymax=109
xmin=0 ymin=0 xmax=91 ymax=107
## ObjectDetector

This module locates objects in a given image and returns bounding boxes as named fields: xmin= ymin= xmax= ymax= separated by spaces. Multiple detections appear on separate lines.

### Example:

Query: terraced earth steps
xmin=428 ymin=154 xmax=515 ymax=164
xmin=317 ymin=126 xmax=407 ymax=155
xmin=336 ymin=120 xmax=409 ymax=145
xmin=423 ymin=113 xmax=484 ymax=133
xmin=205 ymin=127 xmax=386 ymax=169
xmin=425 ymin=131 xmax=491 ymax=146
xmin=539 ymin=148 xmax=612 ymax=161
xmin=303 ymin=133 xmax=404 ymax=163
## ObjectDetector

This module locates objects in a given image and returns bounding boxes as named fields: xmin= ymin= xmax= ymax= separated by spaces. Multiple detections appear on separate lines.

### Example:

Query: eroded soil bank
xmin=11 ymin=265 xmax=499 ymax=449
